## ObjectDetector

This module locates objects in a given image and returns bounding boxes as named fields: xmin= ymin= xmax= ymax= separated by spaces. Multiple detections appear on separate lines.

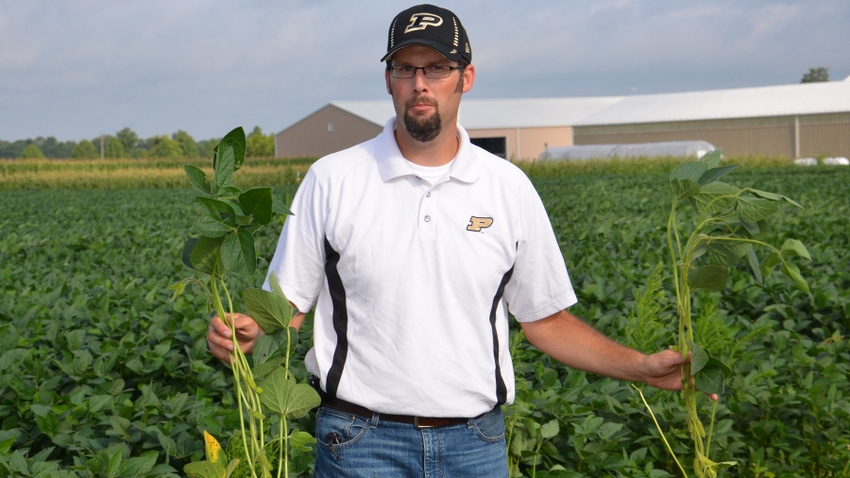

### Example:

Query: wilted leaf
xmin=747 ymin=188 xmax=804 ymax=209
xmin=706 ymin=239 xmax=752 ymax=267
xmin=781 ymin=262 xmax=810 ymax=294
xmin=781 ymin=239 xmax=811 ymax=262
xmin=736 ymin=196 xmax=780 ymax=223
xmin=687 ymin=265 xmax=730 ymax=292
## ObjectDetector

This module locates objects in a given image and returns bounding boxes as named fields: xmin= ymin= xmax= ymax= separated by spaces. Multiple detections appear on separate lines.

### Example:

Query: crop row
xmin=0 ymin=163 xmax=848 ymax=476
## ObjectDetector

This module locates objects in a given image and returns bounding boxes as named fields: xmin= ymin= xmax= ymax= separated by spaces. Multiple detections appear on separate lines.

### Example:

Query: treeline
xmin=0 ymin=126 xmax=275 ymax=159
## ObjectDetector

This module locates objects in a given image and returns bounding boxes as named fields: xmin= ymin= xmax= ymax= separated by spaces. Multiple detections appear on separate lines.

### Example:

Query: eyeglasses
xmin=389 ymin=64 xmax=465 ymax=79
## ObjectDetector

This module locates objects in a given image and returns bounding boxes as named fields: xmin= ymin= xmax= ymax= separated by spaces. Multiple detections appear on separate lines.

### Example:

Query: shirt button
xmin=426 ymin=192 xmax=432 ymax=198
xmin=424 ymin=215 xmax=431 ymax=222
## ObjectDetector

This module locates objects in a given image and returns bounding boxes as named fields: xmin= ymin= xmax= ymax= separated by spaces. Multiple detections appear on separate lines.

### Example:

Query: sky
xmin=1 ymin=0 xmax=848 ymax=143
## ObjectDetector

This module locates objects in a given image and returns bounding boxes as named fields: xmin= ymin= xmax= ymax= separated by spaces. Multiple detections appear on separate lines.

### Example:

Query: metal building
xmin=275 ymin=80 xmax=850 ymax=161
xmin=573 ymin=81 xmax=850 ymax=158
xmin=274 ymin=97 xmax=622 ymax=160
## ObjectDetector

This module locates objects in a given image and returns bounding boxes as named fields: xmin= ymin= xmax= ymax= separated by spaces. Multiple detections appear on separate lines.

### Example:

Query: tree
xmin=801 ymin=67 xmax=829 ymax=83
xmin=116 ymin=127 xmax=141 ymax=156
xmin=72 ymin=140 xmax=99 ymax=159
xmin=172 ymin=130 xmax=199 ymax=158
xmin=246 ymin=126 xmax=274 ymax=157
xmin=149 ymin=135 xmax=184 ymax=158
xmin=104 ymin=137 xmax=126 ymax=158
xmin=19 ymin=144 xmax=45 ymax=159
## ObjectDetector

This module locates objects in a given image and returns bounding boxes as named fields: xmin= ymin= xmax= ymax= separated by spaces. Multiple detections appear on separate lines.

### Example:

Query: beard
xmin=403 ymin=98 xmax=441 ymax=142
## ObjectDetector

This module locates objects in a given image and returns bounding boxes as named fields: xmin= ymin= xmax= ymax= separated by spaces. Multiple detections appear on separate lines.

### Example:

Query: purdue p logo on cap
xmin=405 ymin=13 xmax=443 ymax=33
xmin=381 ymin=4 xmax=472 ymax=63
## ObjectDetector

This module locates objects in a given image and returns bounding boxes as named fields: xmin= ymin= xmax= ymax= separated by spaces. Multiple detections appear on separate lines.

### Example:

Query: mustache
xmin=405 ymin=96 xmax=438 ymax=109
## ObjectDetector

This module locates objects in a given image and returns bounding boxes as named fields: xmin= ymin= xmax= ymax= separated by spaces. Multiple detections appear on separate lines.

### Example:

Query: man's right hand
xmin=207 ymin=313 xmax=263 ymax=364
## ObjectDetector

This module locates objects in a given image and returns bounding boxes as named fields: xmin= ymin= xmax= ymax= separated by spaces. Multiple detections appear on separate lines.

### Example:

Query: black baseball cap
xmin=381 ymin=4 xmax=472 ymax=63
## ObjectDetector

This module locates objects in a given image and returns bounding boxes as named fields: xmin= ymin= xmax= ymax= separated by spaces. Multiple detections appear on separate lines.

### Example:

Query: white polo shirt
xmin=265 ymin=118 xmax=577 ymax=417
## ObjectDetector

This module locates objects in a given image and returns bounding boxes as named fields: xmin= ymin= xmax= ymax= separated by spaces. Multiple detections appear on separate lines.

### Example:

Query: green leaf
xmin=258 ymin=369 xmax=322 ymax=419
xmin=781 ymin=262 xmax=810 ymax=294
xmin=697 ymin=149 xmax=723 ymax=168
xmin=697 ymin=164 xmax=738 ymax=185
xmin=746 ymin=247 xmax=764 ymax=285
xmin=118 ymin=451 xmax=158 ymax=477
xmin=781 ymin=238 xmax=811 ymax=262
xmin=244 ymin=287 xmax=292 ymax=333
xmin=687 ymin=265 xmax=730 ymax=292
xmin=690 ymin=342 xmax=709 ymax=374
xmin=182 ymin=236 xmax=224 ymax=275
xmin=221 ymin=229 xmax=256 ymax=275
xmin=212 ymin=127 xmax=245 ymax=193
xmin=273 ymin=195 xmax=294 ymax=215
xmin=691 ymin=181 xmax=739 ymax=213
xmin=670 ymin=161 xmax=709 ymax=183
xmin=290 ymin=429 xmax=317 ymax=452
xmin=239 ymin=187 xmax=274 ymax=225
xmin=184 ymin=164 xmax=211 ymax=194
xmin=541 ymin=420 xmax=560 ymax=439
xmin=747 ymin=188 xmax=804 ymax=209
xmin=193 ymin=197 xmax=237 ymax=237
xmin=671 ymin=178 xmax=701 ymax=200
xmin=184 ymin=460 xmax=226 ymax=478
xmin=736 ymin=196 xmax=780 ymax=223
xmin=693 ymin=357 xmax=731 ymax=395
xmin=705 ymin=239 xmax=752 ymax=267
xmin=217 ymin=126 xmax=246 ymax=172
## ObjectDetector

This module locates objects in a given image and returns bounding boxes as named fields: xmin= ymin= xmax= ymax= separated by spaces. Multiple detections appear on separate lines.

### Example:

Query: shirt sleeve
xmin=503 ymin=177 xmax=577 ymax=322
xmin=263 ymin=167 xmax=327 ymax=314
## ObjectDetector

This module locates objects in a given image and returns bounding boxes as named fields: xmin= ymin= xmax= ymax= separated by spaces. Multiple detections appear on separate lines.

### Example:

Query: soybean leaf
xmin=273 ymin=195 xmax=294 ymax=215
xmin=244 ymin=287 xmax=292 ymax=334
xmin=698 ymin=164 xmax=738 ymax=185
xmin=216 ymin=126 xmax=246 ymax=172
xmin=183 ymin=236 xmax=224 ymax=275
xmin=746 ymin=248 xmax=764 ymax=285
xmin=692 ymin=181 xmax=740 ymax=214
xmin=781 ymin=238 xmax=812 ymax=262
xmin=690 ymin=342 xmax=709 ymax=374
xmin=697 ymin=149 xmax=723 ymax=168
xmin=671 ymin=178 xmax=701 ymax=200
xmin=781 ymin=262 xmax=810 ymax=294
xmin=706 ymin=239 xmax=752 ymax=267
xmin=747 ymin=188 xmax=804 ymax=209
xmin=259 ymin=369 xmax=322 ymax=419
xmin=290 ymin=430 xmax=317 ymax=452
xmin=118 ymin=451 xmax=158 ymax=476
xmin=693 ymin=357 xmax=731 ymax=395
xmin=213 ymin=143 xmax=235 ymax=195
xmin=193 ymin=197 xmax=237 ymax=238
xmin=760 ymin=251 xmax=782 ymax=276
xmin=184 ymin=461 xmax=226 ymax=478
xmin=184 ymin=165 xmax=211 ymax=194
xmin=221 ymin=229 xmax=256 ymax=275
xmin=688 ymin=265 xmax=730 ymax=292
xmin=239 ymin=187 xmax=274 ymax=225
xmin=671 ymin=161 xmax=709 ymax=183
xmin=736 ymin=196 xmax=780 ymax=223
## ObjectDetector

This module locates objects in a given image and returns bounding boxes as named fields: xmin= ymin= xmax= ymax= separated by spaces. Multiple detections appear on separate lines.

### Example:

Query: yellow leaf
xmin=204 ymin=430 xmax=224 ymax=464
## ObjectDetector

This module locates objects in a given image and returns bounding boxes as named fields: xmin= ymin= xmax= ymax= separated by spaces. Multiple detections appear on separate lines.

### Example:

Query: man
xmin=208 ymin=4 xmax=691 ymax=476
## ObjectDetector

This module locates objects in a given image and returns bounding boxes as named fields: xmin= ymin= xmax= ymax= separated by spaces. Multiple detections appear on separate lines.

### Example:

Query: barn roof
xmin=575 ymin=81 xmax=850 ymax=126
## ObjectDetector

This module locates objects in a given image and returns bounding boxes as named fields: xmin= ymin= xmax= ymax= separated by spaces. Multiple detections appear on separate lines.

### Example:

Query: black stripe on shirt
xmin=490 ymin=264 xmax=515 ymax=405
xmin=324 ymin=237 xmax=348 ymax=398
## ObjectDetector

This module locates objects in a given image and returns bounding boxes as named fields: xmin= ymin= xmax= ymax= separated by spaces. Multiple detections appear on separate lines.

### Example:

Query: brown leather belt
xmin=321 ymin=395 xmax=472 ymax=429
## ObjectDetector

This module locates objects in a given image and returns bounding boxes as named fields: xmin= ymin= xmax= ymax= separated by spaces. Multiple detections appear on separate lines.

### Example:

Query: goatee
xmin=404 ymin=101 xmax=441 ymax=142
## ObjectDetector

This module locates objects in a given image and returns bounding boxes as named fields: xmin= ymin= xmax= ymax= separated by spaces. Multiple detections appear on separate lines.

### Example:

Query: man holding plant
xmin=207 ymin=4 xmax=692 ymax=476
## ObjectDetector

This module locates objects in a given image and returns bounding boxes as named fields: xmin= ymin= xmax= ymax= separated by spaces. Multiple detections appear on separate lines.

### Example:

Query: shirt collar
xmin=375 ymin=117 xmax=480 ymax=184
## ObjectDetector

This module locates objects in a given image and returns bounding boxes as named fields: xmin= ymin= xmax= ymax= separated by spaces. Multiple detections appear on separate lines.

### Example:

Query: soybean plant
xmin=171 ymin=127 xmax=320 ymax=478
xmin=642 ymin=150 xmax=811 ymax=478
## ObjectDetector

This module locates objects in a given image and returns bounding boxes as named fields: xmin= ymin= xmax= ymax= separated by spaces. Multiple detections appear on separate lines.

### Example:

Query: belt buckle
xmin=413 ymin=417 xmax=436 ymax=429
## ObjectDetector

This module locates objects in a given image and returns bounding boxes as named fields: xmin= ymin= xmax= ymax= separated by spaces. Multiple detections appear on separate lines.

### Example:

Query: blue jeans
xmin=314 ymin=405 xmax=508 ymax=477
